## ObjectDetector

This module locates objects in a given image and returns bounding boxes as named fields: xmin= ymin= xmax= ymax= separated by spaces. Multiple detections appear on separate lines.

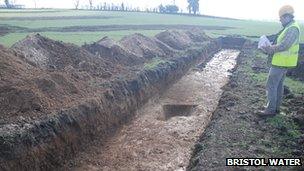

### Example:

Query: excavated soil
xmin=188 ymin=42 xmax=304 ymax=171
xmin=0 ymin=29 xmax=222 ymax=170
xmin=119 ymin=33 xmax=176 ymax=59
xmin=65 ymin=49 xmax=240 ymax=171
xmin=0 ymin=33 xmax=132 ymax=124
xmin=12 ymin=33 xmax=119 ymax=75
xmin=83 ymin=29 xmax=211 ymax=67
xmin=0 ymin=44 xmax=107 ymax=124
xmin=1 ymin=30 xmax=215 ymax=124
xmin=3 ymin=27 xmax=302 ymax=170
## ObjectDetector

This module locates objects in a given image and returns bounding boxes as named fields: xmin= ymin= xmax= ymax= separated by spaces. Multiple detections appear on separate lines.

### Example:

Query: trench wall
xmin=0 ymin=41 xmax=220 ymax=170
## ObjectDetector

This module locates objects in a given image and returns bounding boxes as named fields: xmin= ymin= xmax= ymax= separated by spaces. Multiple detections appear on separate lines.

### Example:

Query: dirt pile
xmin=0 ymin=29 xmax=222 ymax=170
xmin=83 ymin=36 xmax=145 ymax=66
xmin=84 ymin=29 xmax=211 ymax=67
xmin=218 ymin=35 xmax=247 ymax=49
xmin=1 ymin=29 xmax=215 ymax=124
xmin=0 ymin=48 xmax=41 ymax=120
xmin=12 ymin=33 xmax=116 ymax=78
xmin=155 ymin=29 xmax=211 ymax=50
xmin=0 ymin=46 xmax=97 ymax=123
xmin=185 ymin=28 xmax=212 ymax=43
xmin=119 ymin=33 xmax=175 ymax=59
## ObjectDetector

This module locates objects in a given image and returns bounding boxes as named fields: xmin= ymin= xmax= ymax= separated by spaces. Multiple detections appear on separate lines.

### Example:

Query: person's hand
xmin=261 ymin=46 xmax=275 ymax=55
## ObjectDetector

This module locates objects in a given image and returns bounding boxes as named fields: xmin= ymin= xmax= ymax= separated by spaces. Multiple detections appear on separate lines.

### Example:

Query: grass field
xmin=0 ymin=9 xmax=303 ymax=47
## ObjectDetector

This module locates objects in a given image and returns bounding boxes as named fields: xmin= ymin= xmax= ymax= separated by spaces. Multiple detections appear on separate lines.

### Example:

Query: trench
xmin=68 ymin=49 xmax=240 ymax=171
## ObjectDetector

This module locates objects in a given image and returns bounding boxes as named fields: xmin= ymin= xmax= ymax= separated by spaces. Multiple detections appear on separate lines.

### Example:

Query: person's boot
xmin=257 ymin=109 xmax=277 ymax=118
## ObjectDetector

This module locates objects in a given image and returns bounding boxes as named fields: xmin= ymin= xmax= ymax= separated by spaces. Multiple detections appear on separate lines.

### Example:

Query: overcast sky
xmin=3 ymin=0 xmax=304 ymax=20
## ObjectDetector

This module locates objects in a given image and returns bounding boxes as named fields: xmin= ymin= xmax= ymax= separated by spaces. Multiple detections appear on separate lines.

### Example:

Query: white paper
xmin=258 ymin=35 xmax=271 ymax=49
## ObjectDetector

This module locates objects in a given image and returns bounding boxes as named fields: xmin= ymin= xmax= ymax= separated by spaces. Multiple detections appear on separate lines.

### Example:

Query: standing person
xmin=260 ymin=5 xmax=301 ymax=117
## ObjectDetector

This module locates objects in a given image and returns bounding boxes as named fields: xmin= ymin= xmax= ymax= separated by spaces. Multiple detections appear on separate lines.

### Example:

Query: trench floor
xmin=67 ymin=49 xmax=240 ymax=171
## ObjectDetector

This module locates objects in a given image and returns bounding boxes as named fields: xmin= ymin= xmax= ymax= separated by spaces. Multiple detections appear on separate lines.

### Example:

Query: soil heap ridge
xmin=0 ymin=45 xmax=100 ymax=123
xmin=12 ymin=33 xmax=117 ymax=78
xmin=83 ymin=36 xmax=145 ymax=66
xmin=119 ymin=33 xmax=175 ymax=59
xmin=155 ymin=29 xmax=211 ymax=50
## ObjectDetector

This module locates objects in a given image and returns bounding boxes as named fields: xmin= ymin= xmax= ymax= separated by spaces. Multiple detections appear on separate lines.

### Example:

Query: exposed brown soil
xmin=3 ymin=28 xmax=301 ymax=170
xmin=119 ymin=33 xmax=176 ymax=59
xmin=83 ymin=30 xmax=210 ymax=67
xmin=0 ymin=33 xmax=133 ymax=124
xmin=83 ymin=36 xmax=146 ymax=66
xmin=155 ymin=29 xmax=211 ymax=50
xmin=0 ymin=29 xmax=220 ymax=170
xmin=64 ymin=50 xmax=239 ymax=171
xmin=188 ymin=42 xmax=304 ymax=170
xmin=12 ymin=34 xmax=118 ymax=74
xmin=0 ymin=45 xmax=100 ymax=124
xmin=1 ymin=29 xmax=214 ymax=124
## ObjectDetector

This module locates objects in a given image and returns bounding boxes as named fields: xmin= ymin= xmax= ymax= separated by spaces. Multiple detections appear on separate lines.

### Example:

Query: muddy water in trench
xmin=71 ymin=49 xmax=240 ymax=171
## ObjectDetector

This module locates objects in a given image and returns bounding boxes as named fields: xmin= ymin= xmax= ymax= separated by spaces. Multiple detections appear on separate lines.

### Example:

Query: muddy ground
xmin=61 ymin=50 xmax=239 ymax=171
xmin=188 ymin=42 xmax=304 ymax=170
xmin=0 ymin=29 xmax=220 ymax=170
xmin=1 ymin=25 xmax=303 ymax=170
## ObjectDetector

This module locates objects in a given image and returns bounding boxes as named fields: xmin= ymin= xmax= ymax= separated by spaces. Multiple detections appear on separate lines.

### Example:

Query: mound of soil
xmin=1 ymin=34 xmax=132 ymax=124
xmin=218 ymin=35 xmax=248 ymax=49
xmin=155 ymin=29 xmax=212 ymax=51
xmin=83 ymin=36 xmax=145 ymax=66
xmin=3 ymin=29 xmax=211 ymax=124
xmin=185 ymin=28 xmax=212 ymax=43
xmin=119 ymin=33 xmax=175 ymax=59
xmin=0 ymin=46 xmax=97 ymax=123
xmin=12 ymin=33 xmax=116 ymax=78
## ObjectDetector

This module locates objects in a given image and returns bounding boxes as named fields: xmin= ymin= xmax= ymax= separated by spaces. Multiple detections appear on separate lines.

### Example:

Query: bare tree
xmin=74 ymin=0 xmax=80 ymax=9
xmin=187 ymin=0 xmax=199 ymax=14
xmin=88 ymin=0 xmax=93 ymax=10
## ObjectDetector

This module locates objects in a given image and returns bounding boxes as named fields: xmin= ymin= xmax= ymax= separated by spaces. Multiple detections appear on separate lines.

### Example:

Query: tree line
xmin=74 ymin=0 xmax=200 ymax=15
xmin=1 ymin=0 xmax=200 ymax=15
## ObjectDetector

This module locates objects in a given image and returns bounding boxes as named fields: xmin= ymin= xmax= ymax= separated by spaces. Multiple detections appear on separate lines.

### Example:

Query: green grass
xmin=0 ymin=30 xmax=164 ymax=47
xmin=251 ymin=72 xmax=304 ymax=95
xmin=0 ymin=9 xmax=303 ymax=47
xmin=267 ymin=114 xmax=301 ymax=140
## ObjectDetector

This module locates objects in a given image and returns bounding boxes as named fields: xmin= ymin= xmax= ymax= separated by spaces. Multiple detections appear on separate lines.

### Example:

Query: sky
xmin=2 ymin=0 xmax=304 ymax=21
